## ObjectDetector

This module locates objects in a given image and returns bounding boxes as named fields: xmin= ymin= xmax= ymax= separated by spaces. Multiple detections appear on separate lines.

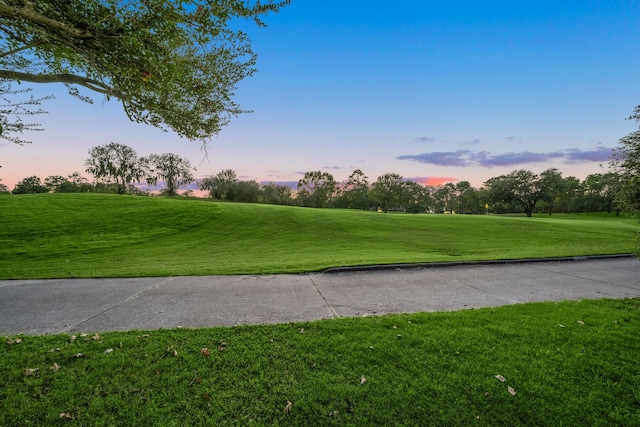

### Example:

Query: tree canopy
xmin=144 ymin=153 xmax=194 ymax=197
xmin=0 ymin=0 xmax=289 ymax=141
xmin=199 ymin=169 xmax=239 ymax=200
xmin=611 ymin=106 xmax=640 ymax=216
xmin=297 ymin=171 xmax=336 ymax=208
xmin=371 ymin=172 xmax=404 ymax=212
xmin=85 ymin=142 xmax=144 ymax=194
xmin=0 ymin=81 xmax=50 ymax=144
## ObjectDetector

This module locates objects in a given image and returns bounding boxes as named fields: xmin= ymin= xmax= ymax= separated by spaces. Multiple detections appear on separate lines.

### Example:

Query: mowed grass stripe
xmin=2 ymin=298 xmax=640 ymax=425
xmin=0 ymin=193 xmax=637 ymax=279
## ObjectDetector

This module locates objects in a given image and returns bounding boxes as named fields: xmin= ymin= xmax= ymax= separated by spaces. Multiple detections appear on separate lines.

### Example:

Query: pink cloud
xmin=407 ymin=176 xmax=459 ymax=186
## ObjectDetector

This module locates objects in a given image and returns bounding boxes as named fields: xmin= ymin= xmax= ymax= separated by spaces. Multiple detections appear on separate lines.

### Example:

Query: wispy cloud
xmin=397 ymin=147 xmax=613 ymax=168
xmin=563 ymin=146 xmax=613 ymax=163
xmin=505 ymin=136 xmax=526 ymax=144
xmin=460 ymin=139 xmax=481 ymax=146
xmin=322 ymin=165 xmax=342 ymax=170
xmin=260 ymin=180 xmax=298 ymax=189
xmin=415 ymin=136 xmax=437 ymax=143
xmin=398 ymin=150 xmax=475 ymax=167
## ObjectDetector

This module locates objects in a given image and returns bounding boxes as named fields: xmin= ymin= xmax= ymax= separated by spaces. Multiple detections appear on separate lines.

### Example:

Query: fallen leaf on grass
xmin=50 ymin=363 xmax=60 ymax=372
xmin=495 ymin=375 xmax=506 ymax=382
xmin=189 ymin=371 xmax=201 ymax=386
xmin=69 ymin=335 xmax=77 ymax=343
xmin=92 ymin=333 xmax=101 ymax=341
xmin=23 ymin=368 xmax=38 ymax=376
xmin=49 ymin=348 xmax=61 ymax=352
xmin=59 ymin=412 xmax=73 ymax=419
xmin=559 ymin=324 xmax=566 ymax=328
xmin=200 ymin=348 xmax=210 ymax=357
xmin=284 ymin=401 xmax=293 ymax=413
xmin=202 ymin=392 xmax=211 ymax=401
xmin=218 ymin=341 xmax=227 ymax=352
xmin=104 ymin=348 xmax=113 ymax=354
xmin=577 ymin=320 xmax=585 ymax=325
xmin=7 ymin=338 xmax=22 ymax=345
xmin=508 ymin=386 xmax=516 ymax=396
xmin=360 ymin=375 xmax=366 ymax=384
xmin=166 ymin=346 xmax=178 ymax=357
xmin=74 ymin=353 xmax=85 ymax=358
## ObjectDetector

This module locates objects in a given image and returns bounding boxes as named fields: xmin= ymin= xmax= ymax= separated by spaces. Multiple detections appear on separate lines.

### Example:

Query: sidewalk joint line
xmin=58 ymin=277 xmax=176 ymax=333
xmin=309 ymin=275 xmax=339 ymax=319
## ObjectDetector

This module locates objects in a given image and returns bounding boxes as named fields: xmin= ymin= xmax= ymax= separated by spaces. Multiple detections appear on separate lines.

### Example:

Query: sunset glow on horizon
xmin=1 ymin=1 xmax=638 ymax=192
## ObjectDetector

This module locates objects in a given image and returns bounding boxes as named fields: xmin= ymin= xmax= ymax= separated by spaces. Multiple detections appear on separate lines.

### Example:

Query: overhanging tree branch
xmin=0 ymin=42 xmax=38 ymax=58
xmin=0 ymin=0 xmax=290 ymax=141
xmin=0 ymin=2 xmax=94 ymax=39
xmin=0 ymin=69 xmax=117 ymax=96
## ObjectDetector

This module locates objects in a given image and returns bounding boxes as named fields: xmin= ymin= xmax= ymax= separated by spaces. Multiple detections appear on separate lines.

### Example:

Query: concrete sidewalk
xmin=1 ymin=257 xmax=639 ymax=335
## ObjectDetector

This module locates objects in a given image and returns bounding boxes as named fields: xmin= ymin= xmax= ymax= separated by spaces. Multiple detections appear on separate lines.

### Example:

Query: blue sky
xmin=2 ymin=0 xmax=639 ymax=190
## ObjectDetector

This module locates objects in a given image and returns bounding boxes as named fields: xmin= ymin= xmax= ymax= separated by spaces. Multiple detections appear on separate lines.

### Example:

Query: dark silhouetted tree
xmin=12 ymin=175 xmax=48 ymax=194
xmin=297 ymin=171 xmax=336 ymax=208
xmin=144 ymin=153 xmax=194 ymax=196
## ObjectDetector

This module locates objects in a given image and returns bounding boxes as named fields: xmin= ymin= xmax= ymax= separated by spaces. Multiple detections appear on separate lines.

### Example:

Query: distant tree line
xmin=0 ymin=155 xmax=629 ymax=216
xmin=196 ymin=166 xmax=628 ymax=216
xmin=1 ymin=142 xmax=195 ymax=196
xmin=1 ymin=136 xmax=638 ymax=217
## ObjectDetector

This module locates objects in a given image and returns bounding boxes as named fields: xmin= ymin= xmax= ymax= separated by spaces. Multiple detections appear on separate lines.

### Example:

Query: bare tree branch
xmin=0 ymin=69 xmax=118 ymax=96
xmin=0 ymin=42 xmax=38 ymax=58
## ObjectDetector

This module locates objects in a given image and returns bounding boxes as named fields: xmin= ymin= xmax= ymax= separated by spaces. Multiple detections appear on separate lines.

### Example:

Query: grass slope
xmin=0 ymin=193 xmax=637 ymax=279
xmin=2 ymin=298 xmax=640 ymax=425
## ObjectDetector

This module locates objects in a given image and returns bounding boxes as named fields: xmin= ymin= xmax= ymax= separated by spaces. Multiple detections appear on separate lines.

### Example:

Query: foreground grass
xmin=0 ymin=194 xmax=637 ymax=279
xmin=2 ymin=298 xmax=639 ymax=425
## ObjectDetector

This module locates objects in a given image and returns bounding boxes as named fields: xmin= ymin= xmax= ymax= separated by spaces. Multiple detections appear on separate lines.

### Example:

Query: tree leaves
xmin=0 ymin=0 xmax=292 ymax=140
xmin=143 ymin=153 xmax=194 ymax=196
xmin=85 ymin=143 xmax=145 ymax=194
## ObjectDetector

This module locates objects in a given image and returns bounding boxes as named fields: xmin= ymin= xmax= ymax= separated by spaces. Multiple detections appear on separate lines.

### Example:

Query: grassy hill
xmin=0 ymin=193 xmax=637 ymax=279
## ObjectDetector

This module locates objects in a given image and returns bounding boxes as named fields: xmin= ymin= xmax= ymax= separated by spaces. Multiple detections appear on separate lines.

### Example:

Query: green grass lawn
xmin=2 ymin=298 xmax=640 ymax=425
xmin=0 ymin=193 xmax=637 ymax=279
xmin=2 ymin=194 xmax=639 ymax=425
